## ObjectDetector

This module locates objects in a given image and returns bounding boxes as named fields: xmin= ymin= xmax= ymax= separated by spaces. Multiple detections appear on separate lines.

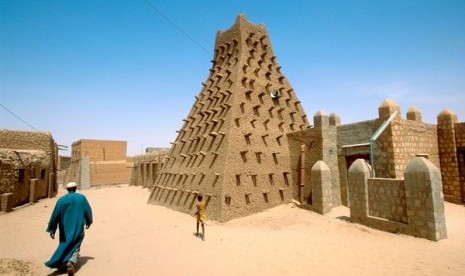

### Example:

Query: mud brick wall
xmin=72 ymin=140 xmax=127 ymax=161
xmin=0 ymin=130 xmax=55 ymax=156
xmin=288 ymin=111 xmax=340 ymax=205
xmin=148 ymin=14 xmax=310 ymax=222
xmin=368 ymin=178 xmax=407 ymax=223
xmin=0 ymin=130 xmax=57 ymax=209
xmin=67 ymin=139 xmax=129 ymax=187
xmin=130 ymin=151 xmax=167 ymax=188
xmin=0 ymin=162 xmax=15 ymax=194
xmin=89 ymin=162 xmax=130 ymax=185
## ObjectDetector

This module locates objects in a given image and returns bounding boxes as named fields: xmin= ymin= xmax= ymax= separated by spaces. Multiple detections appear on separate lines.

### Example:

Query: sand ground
xmin=1 ymin=184 xmax=464 ymax=276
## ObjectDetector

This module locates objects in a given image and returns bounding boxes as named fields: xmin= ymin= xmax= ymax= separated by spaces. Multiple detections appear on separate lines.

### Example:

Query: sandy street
xmin=1 ymin=184 xmax=465 ymax=276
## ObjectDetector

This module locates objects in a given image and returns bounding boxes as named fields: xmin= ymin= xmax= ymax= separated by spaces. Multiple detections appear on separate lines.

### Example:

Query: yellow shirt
xmin=196 ymin=201 xmax=206 ymax=222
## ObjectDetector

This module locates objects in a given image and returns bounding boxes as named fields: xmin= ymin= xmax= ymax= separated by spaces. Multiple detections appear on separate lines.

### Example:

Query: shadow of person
xmin=74 ymin=256 xmax=94 ymax=272
xmin=46 ymin=256 xmax=95 ymax=276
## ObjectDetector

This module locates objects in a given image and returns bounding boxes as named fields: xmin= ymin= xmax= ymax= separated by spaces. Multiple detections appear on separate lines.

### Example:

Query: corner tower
xmin=148 ymin=14 xmax=310 ymax=221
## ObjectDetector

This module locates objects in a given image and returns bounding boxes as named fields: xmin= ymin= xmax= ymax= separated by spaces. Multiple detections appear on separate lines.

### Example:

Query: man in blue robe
xmin=45 ymin=182 xmax=93 ymax=275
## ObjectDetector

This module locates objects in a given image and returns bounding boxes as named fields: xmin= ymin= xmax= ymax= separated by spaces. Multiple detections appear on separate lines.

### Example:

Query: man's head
xmin=197 ymin=194 xmax=203 ymax=201
xmin=66 ymin=182 xmax=77 ymax=193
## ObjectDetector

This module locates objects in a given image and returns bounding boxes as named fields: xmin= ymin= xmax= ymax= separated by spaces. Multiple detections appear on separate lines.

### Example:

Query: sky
xmin=1 ymin=0 xmax=464 ymax=156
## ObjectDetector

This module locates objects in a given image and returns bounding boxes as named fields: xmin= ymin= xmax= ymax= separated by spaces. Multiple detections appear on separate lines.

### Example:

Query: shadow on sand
xmin=46 ymin=256 xmax=94 ymax=275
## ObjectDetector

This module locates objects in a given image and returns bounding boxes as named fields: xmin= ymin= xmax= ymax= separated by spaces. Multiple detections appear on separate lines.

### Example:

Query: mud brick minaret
xmin=148 ymin=14 xmax=310 ymax=221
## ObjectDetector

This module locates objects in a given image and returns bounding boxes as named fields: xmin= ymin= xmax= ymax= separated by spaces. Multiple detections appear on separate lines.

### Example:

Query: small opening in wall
xmin=277 ymin=108 xmax=284 ymax=120
xmin=263 ymin=119 xmax=270 ymax=130
xmin=240 ymin=150 xmax=248 ymax=163
xmin=241 ymin=77 xmax=247 ymax=87
xmin=40 ymin=168 xmax=46 ymax=179
xmin=235 ymin=118 xmax=241 ymax=127
xmin=255 ymin=152 xmax=262 ymax=164
xmin=290 ymin=111 xmax=296 ymax=122
xmin=253 ymin=105 xmax=260 ymax=116
xmin=240 ymin=103 xmax=245 ymax=114
xmin=17 ymin=169 xmax=25 ymax=183
xmin=236 ymin=174 xmax=241 ymax=186
xmin=30 ymin=166 xmax=35 ymax=178
xmin=263 ymin=192 xmax=269 ymax=203
xmin=279 ymin=189 xmax=284 ymax=201
xmin=250 ymin=119 xmax=257 ymax=128
xmin=283 ymin=172 xmax=290 ymax=186
xmin=245 ymin=194 xmax=251 ymax=205
xmin=272 ymin=153 xmax=279 ymax=164
xmin=251 ymin=174 xmax=258 ymax=186
xmin=244 ymin=133 xmax=252 ymax=145
xmin=276 ymin=135 xmax=283 ymax=146
xmin=249 ymin=79 xmax=255 ymax=90
xmin=261 ymin=134 xmax=268 ymax=146
xmin=268 ymin=107 xmax=274 ymax=118
xmin=213 ymin=173 xmax=220 ymax=186
xmin=225 ymin=196 xmax=231 ymax=206
xmin=245 ymin=90 xmax=252 ymax=101
xmin=268 ymin=173 xmax=274 ymax=185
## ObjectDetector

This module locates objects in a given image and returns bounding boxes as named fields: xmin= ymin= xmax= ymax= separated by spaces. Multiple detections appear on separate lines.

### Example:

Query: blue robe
xmin=45 ymin=192 xmax=93 ymax=268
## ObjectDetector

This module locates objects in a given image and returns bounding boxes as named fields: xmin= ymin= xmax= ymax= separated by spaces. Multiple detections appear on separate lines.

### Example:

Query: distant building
xmin=66 ymin=139 xmax=130 ymax=188
xmin=56 ymin=155 xmax=71 ymax=186
xmin=0 ymin=129 xmax=58 ymax=212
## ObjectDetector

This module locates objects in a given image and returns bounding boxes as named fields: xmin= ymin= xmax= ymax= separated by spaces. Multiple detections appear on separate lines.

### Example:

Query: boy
xmin=195 ymin=194 xmax=206 ymax=241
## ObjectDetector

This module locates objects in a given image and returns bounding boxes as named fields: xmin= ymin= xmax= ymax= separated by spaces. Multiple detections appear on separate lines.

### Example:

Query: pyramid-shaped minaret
xmin=148 ymin=14 xmax=310 ymax=221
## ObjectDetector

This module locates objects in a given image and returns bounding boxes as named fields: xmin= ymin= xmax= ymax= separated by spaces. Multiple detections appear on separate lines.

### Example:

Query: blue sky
xmin=1 ymin=0 xmax=464 ymax=156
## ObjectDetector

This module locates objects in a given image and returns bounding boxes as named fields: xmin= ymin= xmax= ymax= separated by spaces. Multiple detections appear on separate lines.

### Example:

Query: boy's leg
xmin=196 ymin=221 xmax=200 ymax=236
xmin=201 ymin=222 xmax=205 ymax=241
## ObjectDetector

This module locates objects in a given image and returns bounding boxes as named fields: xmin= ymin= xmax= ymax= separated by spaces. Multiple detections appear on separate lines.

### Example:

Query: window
xmin=17 ymin=169 xmax=25 ymax=183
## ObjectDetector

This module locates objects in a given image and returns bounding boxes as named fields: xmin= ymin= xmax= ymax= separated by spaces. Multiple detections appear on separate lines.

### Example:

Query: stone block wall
xmin=437 ymin=110 xmax=462 ymax=203
xmin=368 ymin=178 xmax=407 ymax=223
xmin=311 ymin=161 xmax=332 ymax=215
xmin=390 ymin=118 xmax=439 ymax=178
xmin=348 ymin=157 xmax=447 ymax=241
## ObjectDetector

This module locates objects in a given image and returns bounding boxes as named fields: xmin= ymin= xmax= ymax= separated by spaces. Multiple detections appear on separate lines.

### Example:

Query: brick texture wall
xmin=67 ymin=139 xmax=129 ymax=187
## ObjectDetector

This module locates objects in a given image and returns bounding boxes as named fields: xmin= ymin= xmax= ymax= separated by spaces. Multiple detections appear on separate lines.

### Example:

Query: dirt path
xmin=1 ymin=185 xmax=464 ymax=275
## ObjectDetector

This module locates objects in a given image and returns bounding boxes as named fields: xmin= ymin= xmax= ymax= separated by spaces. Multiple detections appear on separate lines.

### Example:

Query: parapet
xmin=437 ymin=109 xmax=458 ymax=124
xmin=378 ymin=98 xmax=401 ymax=120
xmin=406 ymin=106 xmax=422 ymax=122
xmin=329 ymin=112 xmax=341 ymax=126
xmin=313 ymin=110 xmax=329 ymax=127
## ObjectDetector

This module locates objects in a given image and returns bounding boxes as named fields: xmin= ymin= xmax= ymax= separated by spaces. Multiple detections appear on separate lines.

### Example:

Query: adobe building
xmin=130 ymin=148 xmax=168 ymax=188
xmin=56 ymin=155 xmax=71 ymax=186
xmin=0 ymin=129 xmax=57 ymax=212
xmin=148 ymin=14 xmax=311 ymax=222
xmin=66 ymin=139 xmax=130 ymax=188
xmin=143 ymin=15 xmax=460 ymax=228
